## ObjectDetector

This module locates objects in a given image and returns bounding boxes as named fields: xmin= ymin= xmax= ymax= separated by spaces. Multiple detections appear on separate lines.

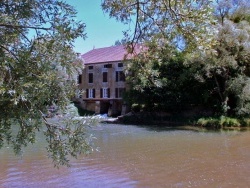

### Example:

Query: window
xmin=88 ymin=66 xmax=93 ymax=70
xmin=115 ymin=88 xmax=125 ymax=98
xmin=118 ymin=63 xmax=123 ymax=67
xmin=88 ymin=73 xmax=93 ymax=83
xmin=78 ymin=74 xmax=82 ymax=84
xmin=100 ymin=88 xmax=110 ymax=98
xmin=116 ymin=71 xmax=125 ymax=82
xmin=86 ymin=89 xmax=95 ymax=98
xmin=104 ymin=64 xmax=112 ymax=68
xmin=103 ymin=72 xmax=108 ymax=82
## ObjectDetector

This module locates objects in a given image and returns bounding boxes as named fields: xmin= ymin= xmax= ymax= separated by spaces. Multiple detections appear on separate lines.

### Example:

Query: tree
xmin=114 ymin=39 xmax=127 ymax=46
xmin=0 ymin=0 xmax=93 ymax=167
xmin=124 ymin=47 xmax=215 ymax=113
xmin=102 ymin=0 xmax=215 ymax=52
xmin=103 ymin=0 xmax=250 ymax=117
xmin=187 ymin=0 xmax=250 ymax=116
xmin=102 ymin=0 xmax=217 ymax=108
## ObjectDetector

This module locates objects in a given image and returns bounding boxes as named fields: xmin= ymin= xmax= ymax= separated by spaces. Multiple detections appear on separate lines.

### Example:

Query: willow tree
xmin=0 ymin=0 xmax=93 ymax=167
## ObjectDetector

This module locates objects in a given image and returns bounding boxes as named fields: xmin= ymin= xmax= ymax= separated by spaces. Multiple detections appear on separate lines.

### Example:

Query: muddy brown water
xmin=0 ymin=124 xmax=250 ymax=188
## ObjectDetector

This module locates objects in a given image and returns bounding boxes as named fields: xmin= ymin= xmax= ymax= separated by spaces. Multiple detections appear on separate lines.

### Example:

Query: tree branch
xmin=0 ymin=24 xmax=50 ymax=30
xmin=0 ymin=44 xmax=20 ymax=62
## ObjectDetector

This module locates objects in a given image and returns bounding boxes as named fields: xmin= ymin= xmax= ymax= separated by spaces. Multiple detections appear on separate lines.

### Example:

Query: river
xmin=0 ymin=123 xmax=250 ymax=187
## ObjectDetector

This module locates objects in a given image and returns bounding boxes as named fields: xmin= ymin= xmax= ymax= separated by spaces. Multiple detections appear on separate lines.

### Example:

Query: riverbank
xmin=101 ymin=112 xmax=194 ymax=126
xmin=101 ymin=112 xmax=250 ymax=130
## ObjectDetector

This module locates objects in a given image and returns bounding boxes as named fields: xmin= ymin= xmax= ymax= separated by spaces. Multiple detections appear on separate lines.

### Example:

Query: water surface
xmin=0 ymin=124 xmax=250 ymax=187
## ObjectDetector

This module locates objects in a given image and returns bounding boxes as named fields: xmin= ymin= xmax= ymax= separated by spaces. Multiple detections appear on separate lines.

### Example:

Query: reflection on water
xmin=1 ymin=124 xmax=250 ymax=187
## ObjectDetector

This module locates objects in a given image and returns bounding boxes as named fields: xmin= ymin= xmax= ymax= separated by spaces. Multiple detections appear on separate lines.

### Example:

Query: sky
xmin=67 ymin=0 xmax=129 ymax=54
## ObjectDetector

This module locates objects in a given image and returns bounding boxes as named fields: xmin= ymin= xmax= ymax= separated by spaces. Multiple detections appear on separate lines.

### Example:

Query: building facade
xmin=77 ymin=45 xmax=136 ymax=116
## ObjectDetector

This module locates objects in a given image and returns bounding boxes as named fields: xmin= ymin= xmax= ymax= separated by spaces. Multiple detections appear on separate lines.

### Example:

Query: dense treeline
xmin=124 ymin=50 xmax=216 ymax=113
xmin=103 ymin=0 xmax=250 ymax=119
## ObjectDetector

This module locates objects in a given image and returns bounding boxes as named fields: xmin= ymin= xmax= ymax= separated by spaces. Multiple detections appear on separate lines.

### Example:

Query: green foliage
xmin=102 ymin=0 xmax=220 ymax=114
xmin=219 ymin=116 xmax=241 ymax=127
xmin=197 ymin=117 xmax=220 ymax=128
xmin=239 ymin=118 xmax=250 ymax=127
xmin=197 ymin=116 xmax=241 ymax=128
xmin=75 ymin=105 xmax=95 ymax=116
xmin=104 ymin=0 xmax=250 ymax=118
xmin=188 ymin=0 xmax=250 ymax=116
xmin=131 ymin=103 xmax=141 ymax=113
xmin=44 ymin=115 xmax=96 ymax=167
xmin=114 ymin=39 xmax=127 ymax=46
xmin=124 ymin=48 xmax=216 ymax=113
xmin=0 ymin=0 xmax=92 ymax=167
xmin=102 ymin=0 xmax=215 ymax=52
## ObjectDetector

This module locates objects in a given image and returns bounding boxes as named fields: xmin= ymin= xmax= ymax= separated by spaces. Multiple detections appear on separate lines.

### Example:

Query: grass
xmin=196 ymin=116 xmax=250 ymax=128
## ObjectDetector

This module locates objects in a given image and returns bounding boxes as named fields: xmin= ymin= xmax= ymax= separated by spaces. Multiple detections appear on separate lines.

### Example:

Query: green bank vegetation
xmin=196 ymin=116 xmax=250 ymax=128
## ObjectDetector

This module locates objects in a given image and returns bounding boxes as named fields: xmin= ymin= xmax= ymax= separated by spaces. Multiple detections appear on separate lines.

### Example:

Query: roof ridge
xmin=91 ymin=44 xmax=125 ymax=51
xmin=81 ymin=44 xmax=142 ymax=65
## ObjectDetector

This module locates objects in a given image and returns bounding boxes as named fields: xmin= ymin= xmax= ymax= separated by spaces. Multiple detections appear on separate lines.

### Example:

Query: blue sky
xmin=67 ymin=0 xmax=128 ymax=53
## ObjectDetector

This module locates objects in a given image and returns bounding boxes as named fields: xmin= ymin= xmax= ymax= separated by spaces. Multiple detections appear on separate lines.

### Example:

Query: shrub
xmin=219 ymin=116 xmax=240 ymax=127
xmin=239 ymin=118 xmax=250 ymax=127
xmin=196 ymin=116 xmax=241 ymax=128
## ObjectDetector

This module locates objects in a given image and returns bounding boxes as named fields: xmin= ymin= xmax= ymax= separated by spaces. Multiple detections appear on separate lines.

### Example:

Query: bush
xmin=239 ymin=118 xmax=250 ymax=127
xmin=197 ymin=117 xmax=219 ymax=127
xmin=196 ymin=116 xmax=241 ymax=128
xmin=219 ymin=116 xmax=240 ymax=127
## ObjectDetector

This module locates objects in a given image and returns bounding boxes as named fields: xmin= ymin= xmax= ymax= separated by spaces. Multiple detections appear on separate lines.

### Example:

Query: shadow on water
xmin=110 ymin=122 xmax=250 ymax=134
xmin=115 ymin=111 xmax=250 ymax=134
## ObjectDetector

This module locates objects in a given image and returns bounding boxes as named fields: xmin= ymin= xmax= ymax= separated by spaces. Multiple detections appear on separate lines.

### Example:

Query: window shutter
xmin=86 ymin=89 xmax=89 ymax=98
xmin=115 ymin=88 xmax=118 ymax=98
xmin=108 ymin=88 xmax=110 ymax=98
xmin=93 ymin=89 xmax=95 ymax=98
xmin=100 ymin=88 xmax=103 ymax=98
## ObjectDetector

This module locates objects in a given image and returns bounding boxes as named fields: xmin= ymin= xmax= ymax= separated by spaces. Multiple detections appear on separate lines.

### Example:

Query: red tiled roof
xmin=81 ymin=45 xmax=142 ymax=65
